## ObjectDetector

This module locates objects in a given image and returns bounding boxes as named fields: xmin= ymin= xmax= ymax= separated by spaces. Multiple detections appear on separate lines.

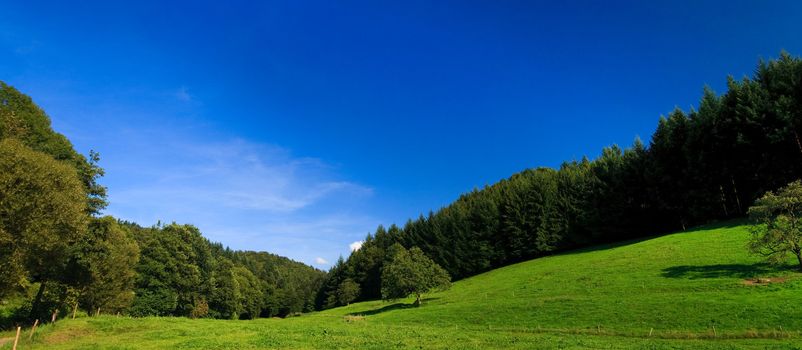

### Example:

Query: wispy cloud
xmin=101 ymin=131 xmax=378 ymax=266
xmin=110 ymin=138 xmax=372 ymax=214
xmin=314 ymin=257 xmax=328 ymax=265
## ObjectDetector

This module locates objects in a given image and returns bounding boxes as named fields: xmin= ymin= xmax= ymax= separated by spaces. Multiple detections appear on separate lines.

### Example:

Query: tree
xmin=381 ymin=245 xmax=450 ymax=306
xmin=76 ymin=217 xmax=140 ymax=314
xmin=747 ymin=180 xmax=802 ymax=270
xmin=0 ymin=139 xmax=87 ymax=317
xmin=0 ymin=81 xmax=108 ymax=214
xmin=231 ymin=266 xmax=265 ymax=319
xmin=336 ymin=278 xmax=360 ymax=306
xmin=130 ymin=224 xmax=212 ymax=317
xmin=234 ymin=250 xmax=325 ymax=317
xmin=208 ymin=258 xmax=241 ymax=319
xmin=648 ymin=109 xmax=692 ymax=230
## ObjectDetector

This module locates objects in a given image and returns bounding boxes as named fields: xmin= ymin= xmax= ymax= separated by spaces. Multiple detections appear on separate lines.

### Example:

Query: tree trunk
xmin=54 ymin=288 xmax=68 ymax=317
xmin=719 ymin=185 xmax=729 ymax=217
xmin=731 ymin=177 xmax=743 ymax=214
xmin=794 ymin=130 xmax=802 ymax=156
xmin=29 ymin=281 xmax=47 ymax=321
xmin=796 ymin=250 xmax=802 ymax=272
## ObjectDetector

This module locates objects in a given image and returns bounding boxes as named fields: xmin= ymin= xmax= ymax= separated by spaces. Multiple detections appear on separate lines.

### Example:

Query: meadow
xmin=5 ymin=222 xmax=802 ymax=349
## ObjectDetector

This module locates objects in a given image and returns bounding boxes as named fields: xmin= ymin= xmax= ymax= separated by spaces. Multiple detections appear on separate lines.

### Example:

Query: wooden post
xmin=12 ymin=326 xmax=21 ymax=350
xmin=72 ymin=302 xmax=78 ymax=319
xmin=96 ymin=307 xmax=101 ymax=317
xmin=29 ymin=319 xmax=39 ymax=339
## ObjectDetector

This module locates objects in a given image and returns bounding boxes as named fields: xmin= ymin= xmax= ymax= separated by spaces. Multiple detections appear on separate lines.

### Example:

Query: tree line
xmin=0 ymin=81 xmax=324 ymax=327
xmin=317 ymin=52 xmax=802 ymax=309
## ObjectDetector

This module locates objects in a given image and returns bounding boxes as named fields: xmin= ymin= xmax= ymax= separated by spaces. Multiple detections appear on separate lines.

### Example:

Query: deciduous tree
xmin=748 ymin=180 xmax=802 ymax=270
xmin=76 ymin=217 xmax=140 ymax=314
xmin=381 ymin=245 xmax=450 ymax=306
xmin=336 ymin=278 xmax=359 ymax=306
xmin=0 ymin=139 xmax=87 ymax=317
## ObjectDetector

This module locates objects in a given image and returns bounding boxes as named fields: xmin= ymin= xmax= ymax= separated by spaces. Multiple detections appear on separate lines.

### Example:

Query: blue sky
xmin=1 ymin=1 xmax=801 ymax=267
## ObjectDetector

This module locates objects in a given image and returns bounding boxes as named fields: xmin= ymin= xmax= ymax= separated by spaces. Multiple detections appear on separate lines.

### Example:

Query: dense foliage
xmin=0 ymin=82 xmax=107 ymax=215
xmin=124 ymin=222 xmax=325 ymax=319
xmin=75 ymin=216 xmax=140 ymax=316
xmin=0 ymin=139 xmax=87 ymax=306
xmin=317 ymin=52 xmax=802 ymax=308
xmin=0 ymin=82 xmax=324 ymax=326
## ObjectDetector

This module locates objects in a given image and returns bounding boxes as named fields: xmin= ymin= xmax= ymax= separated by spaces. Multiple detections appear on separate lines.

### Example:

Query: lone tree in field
xmin=748 ymin=180 xmax=802 ymax=271
xmin=381 ymin=244 xmax=450 ymax=306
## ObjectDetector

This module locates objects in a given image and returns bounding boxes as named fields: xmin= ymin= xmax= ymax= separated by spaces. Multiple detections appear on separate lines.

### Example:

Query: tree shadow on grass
xmin=661 ymin=263 xmax=796 ymax=279
xmin=348 ymin=298 xmax=440 ymax=316
xmin=348 ymin=303 xmax=413 ymax=316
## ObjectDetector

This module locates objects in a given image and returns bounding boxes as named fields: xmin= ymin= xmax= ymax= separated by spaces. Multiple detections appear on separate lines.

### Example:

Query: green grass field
xmin=5 ymin=222 xmax=802 ymax=349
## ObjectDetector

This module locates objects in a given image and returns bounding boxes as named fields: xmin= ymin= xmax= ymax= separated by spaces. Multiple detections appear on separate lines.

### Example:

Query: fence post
xmin=12 ymin=326 xmax=21 ymax=350
xmin=29 ymin=319 xmax=39 ymax=339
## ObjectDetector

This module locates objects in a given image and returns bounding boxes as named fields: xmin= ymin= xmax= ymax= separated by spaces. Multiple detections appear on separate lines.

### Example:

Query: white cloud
xmin=314 ymin=257 xmax=328 ymax=265
xmin=349 ymin=240 xmax=363 ymax=252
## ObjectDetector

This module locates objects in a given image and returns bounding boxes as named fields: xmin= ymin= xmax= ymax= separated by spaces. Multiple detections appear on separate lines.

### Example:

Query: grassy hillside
xmin=6 ymin=222 xmax=802 ymax=349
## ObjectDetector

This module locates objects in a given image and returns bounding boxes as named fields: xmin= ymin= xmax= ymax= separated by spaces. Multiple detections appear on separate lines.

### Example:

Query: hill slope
xmin=10 ymin=222 xmax=802 ymax=349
